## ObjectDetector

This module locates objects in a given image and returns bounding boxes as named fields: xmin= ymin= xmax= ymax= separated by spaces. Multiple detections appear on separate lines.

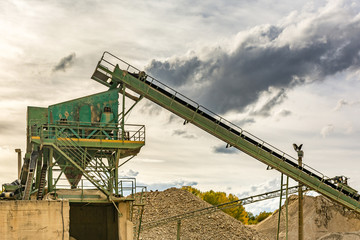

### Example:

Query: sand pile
xmin=254 ymin=195 xmax=360 ymax=240
xmin=136 ymin=188 xmax=267 ymax=240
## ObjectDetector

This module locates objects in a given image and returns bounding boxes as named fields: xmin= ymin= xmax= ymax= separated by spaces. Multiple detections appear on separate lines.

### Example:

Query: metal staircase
xmin=23 ymin=151 xmax=39 ymax=200
xmin=36 ymin=162 xmax=48 ymax=200
xmin=52 ymin=132 xmax=112 ymax=197
xmin=91 ymin=51 xmax=360 ymax=213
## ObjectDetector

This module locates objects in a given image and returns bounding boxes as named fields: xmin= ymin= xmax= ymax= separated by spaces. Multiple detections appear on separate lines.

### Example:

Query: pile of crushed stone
xmin=254 ymin=195 xmax=360 ymax=240
xmin=135 ymin=188 xmax=267 ymax=240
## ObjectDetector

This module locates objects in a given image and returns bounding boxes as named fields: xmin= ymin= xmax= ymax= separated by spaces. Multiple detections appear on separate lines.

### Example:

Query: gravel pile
xmin=254 ymin=195 xmax=360 ymax=240
xmin=135 ymin=188 xmax=268 ymax=240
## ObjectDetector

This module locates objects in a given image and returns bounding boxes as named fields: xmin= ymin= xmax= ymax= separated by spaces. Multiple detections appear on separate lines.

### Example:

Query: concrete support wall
xmin=0 ymin=200 xmax=69 ymax=240
xmin=118 ymin=201 xmax=133 ymax=240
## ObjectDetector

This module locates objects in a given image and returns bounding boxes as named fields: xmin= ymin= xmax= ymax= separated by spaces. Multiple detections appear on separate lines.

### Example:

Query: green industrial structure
xmin=1 ymin=67 xmax=147 ymax=239
xmin=16 ymin=88 xmax=146 ymax=201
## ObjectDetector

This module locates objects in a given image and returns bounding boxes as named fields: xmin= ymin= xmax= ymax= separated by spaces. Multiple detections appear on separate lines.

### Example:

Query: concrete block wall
xmin=0 ymin=200 xmax=70 ymax=240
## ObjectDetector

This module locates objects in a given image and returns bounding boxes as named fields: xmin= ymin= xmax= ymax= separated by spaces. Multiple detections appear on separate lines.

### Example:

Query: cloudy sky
xmin=1 ymin=0 xmax=360 ymax=214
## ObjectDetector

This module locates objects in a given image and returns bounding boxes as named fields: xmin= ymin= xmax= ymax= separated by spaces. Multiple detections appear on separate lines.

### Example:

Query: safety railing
xmin=52 ymin=177 xmax=147 ymax=199
xmin=118 ymin=177 xmax=147 ymax=199
xmin=29 ymin=120 xmax=145 ymax=142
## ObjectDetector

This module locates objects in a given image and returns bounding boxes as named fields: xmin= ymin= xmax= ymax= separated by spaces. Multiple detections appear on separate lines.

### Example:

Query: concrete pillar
xmin=118 ymin=201 xmax=133 ymax=240
xmin=15 ymin=149 xmax=22 ymax=179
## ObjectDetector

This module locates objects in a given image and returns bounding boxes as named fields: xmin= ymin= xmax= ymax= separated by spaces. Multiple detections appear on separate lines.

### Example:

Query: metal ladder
xmin=36 ymin=162 xmax=48 ymax=200
xmin=23 ymin=151 xmax=39 ymax=200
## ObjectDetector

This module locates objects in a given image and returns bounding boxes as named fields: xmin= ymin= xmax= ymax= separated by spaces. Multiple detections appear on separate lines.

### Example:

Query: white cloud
xmin=320 ymin=124 xmax=335 ymax=138
xmin=334 ymin=99 xmax=360 ymax=111
xmin=141 ymin=179 xmax=198 ymax=192
xmin=334 ymin=99 xmax=349 ymax=111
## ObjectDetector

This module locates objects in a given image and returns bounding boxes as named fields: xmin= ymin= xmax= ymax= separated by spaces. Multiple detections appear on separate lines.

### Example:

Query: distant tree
xmin=248 ymin=211 xmax=272 ymax=225
xmin=181 ymin=186 xmax=202 ymax=198
xmin=255 ymin=211 xmax=272 ymax=223
xmin=247 ymin=212 xmax=256 ymax=224
xmin=182 ymin=186 xmax=249 ymax=224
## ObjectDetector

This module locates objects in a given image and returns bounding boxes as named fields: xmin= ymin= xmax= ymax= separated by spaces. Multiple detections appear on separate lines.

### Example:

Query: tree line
xmin=182 ymin=186 xmax=272 ymax=225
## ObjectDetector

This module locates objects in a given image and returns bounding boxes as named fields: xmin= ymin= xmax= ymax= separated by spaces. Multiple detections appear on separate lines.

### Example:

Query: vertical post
xmin=115 ymin=150 xmax=120 ymax=195
xmin=81 ymin=179 xmax=84 ymax=200
xmin=108 ymin=156 xmax=114 ymax=193
xmin=276 ymin=173 xmax=284 ymax=240
xmin=121 ymin=86 xmax=126 ymax=140
xmin=285 ymin=176 xmax=289 ymax=240
xmin=48 ymin=148 xmax=53 ymax=192
xmin=177 ymin=219 xmax=181 ymax=240
xmin=298 ymin=152 xmax=304 ymax=240
xmin=120 ymin=181 xmax=123 ymax=196
xmin=293 ymin=143 xmax=304 ymax=240
xmin=136 ymin=206 xmax=144 ymax=240
xmin=15 ymin=149 xmax=22 ymax=179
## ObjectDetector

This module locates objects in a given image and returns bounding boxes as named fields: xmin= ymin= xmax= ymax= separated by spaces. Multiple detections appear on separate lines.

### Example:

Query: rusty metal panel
xmin=48 ymin=89 xmax=119 ymax=125
xmin=27 ymin=106 xmax=48 ymax=152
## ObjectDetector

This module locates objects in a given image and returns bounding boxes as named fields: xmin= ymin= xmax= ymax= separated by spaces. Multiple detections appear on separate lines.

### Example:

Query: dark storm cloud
xmin=145 ymin=7 xmax=360 ymax=115
xmin=52 ymin=53 xmax=76 ymax=72
xmin=147 ymin=57 xmax=202 ymax=87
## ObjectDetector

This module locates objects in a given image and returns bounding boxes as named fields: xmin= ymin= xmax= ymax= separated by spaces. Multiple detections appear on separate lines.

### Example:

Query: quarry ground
xmin=135 ymin=188 xmax=360 ymax=240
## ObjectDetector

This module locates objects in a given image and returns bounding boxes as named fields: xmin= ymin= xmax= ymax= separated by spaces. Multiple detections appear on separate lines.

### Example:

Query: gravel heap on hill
xmin=135 ymin=188 xmax=268 ymax=240
xmin=254 ymin=195 xmax=360 ymax=240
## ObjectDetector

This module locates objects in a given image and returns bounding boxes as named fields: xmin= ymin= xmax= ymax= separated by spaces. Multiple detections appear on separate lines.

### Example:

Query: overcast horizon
xmin=1 ymin=0 xmax=360 ymax=214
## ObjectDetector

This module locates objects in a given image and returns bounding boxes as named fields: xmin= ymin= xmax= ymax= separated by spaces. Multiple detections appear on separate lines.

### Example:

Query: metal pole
xmin=115 ymin=150 xmax=120 ymax=195
xmin=15 ymin=149 xmax=22 ymax=179
xmin=177 ymin=220 xmax=181 ymax=240
xmin=298 ymin=152 xmax=304 ymax=240
xmin=293 ymin=143 xmax=304 ymax=240
xmin=48 ymin=148 xmax=53 ymax=192
xmin=285 ymin=176 xmax=289 ymax=240
xmin=276 ymin=173 xmax=284 ymax=240
xmin=122 ymin=86 xmax=126 ymax=140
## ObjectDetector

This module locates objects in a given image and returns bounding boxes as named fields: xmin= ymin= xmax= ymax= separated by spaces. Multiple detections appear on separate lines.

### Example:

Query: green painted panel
xmin=27 ymin=106 xmax=48 ymax=126
xmin=48 ymin=89 xmax=119 ymax=125
xmin=79 ymin=105 xmax=92 ymax=125
xmin=27 ymin=106 xmax=48 ymax=152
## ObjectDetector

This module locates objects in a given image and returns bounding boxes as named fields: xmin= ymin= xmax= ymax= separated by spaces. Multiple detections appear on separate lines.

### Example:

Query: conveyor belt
xmin=91 ymin=51 xmax=360 ymax=213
